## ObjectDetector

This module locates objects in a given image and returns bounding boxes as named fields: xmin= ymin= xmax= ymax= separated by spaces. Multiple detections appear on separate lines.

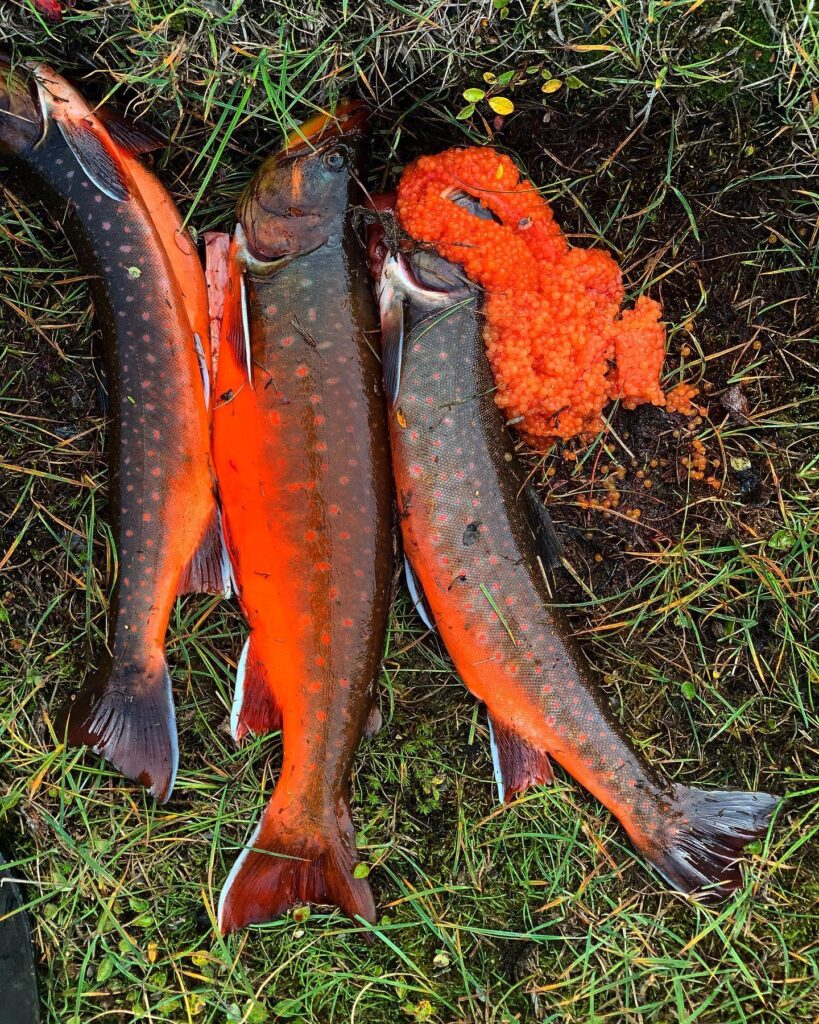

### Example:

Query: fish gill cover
xmin=396 ymin=146 xmax=692 ymax=446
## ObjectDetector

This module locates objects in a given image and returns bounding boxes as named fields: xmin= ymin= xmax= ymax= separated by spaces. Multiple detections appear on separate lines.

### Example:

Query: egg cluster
xmin=396 ymin=147 xmax=667 ymax=445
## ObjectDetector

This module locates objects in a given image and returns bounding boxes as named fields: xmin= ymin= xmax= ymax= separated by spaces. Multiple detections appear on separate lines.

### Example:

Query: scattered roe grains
xmin=396 ymin=147 xmax=668 ymax=445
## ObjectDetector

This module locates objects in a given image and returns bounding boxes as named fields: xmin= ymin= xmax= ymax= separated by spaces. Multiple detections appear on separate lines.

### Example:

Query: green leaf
xmin=496 ymin=69 xmax=515 ymax=86
xmin=681 ymin=682 xmax=696 ymax=701
xmin=273 ymin=998 xmax=304 ymax=1018
xmin=463 ymin=88 xmax=485 ymax=102
xmin=353 ymin=862 xmax=370 ymax=879
xmin=566 ymin=75 xmax=583 ymax=89
xmin=768 ymin=529 xmax=796 ymax=551
xmin=456 ymin=104 xmax=476 ymax=120
xmin=97 ymin=956 xmax=115 ymax=984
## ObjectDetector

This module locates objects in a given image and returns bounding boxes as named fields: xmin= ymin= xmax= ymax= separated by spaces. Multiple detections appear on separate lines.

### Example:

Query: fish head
xmin=0 ymin=59 xmax=43 ymax=157
xmin=238 ymin=99 xmax=368 ymax=261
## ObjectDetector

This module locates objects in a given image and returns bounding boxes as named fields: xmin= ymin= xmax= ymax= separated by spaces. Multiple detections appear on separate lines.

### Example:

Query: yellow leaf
xmin=541 ymin=78 xmax=563 ymax=94
xmin=148 ymin=941 xmax=158 ymax=965
xmin=495 ymin=163 xmax=504 ymax=180
xmin=488 ymin=96 xmax=514 ymax=115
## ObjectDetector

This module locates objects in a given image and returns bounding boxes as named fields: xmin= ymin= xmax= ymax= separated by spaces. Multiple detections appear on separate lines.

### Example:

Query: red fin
xmin=31 ymin=0 xmax=64 ymax=20
xmin=230 ymin=633 xmax=281 ymax=742
xmin=177 ymin=505 xmax=231 ymax=597
xmin=57 ymin=659 xmax=178 ymax=803
xmin=55 ymin=115 xmax=130 ymax=203
xmin=218 ymin=798 xmax=375 ymax=935
xmin=95 ymin=105 xmax=166 ymax=156
xmin=488 ymin=715 xmax=553 ymax=804
xmin=204 ymin=231 xmax=231 ymax=381
xmin=646 ymin=785 xmax=779 ymax=899
xmin=221 ymin=230 xmax=252 ymax=379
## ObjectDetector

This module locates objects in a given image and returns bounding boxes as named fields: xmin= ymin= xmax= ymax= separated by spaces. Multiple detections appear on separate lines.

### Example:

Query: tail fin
xmin=58 ymin=659 xmax=178 ymax=803
xmin=218 ymin=797 xmax=375 ymax=935
xmin=647 ymin=785 xmax=779 ymax=898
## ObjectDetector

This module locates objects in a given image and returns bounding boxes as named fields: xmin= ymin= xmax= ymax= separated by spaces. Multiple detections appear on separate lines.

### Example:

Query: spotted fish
xmin=0 ymin=61 xmax=227 ymax=802
xmin=369 ymin=201 xmax=779 ymax=899
xmin=211 ymin=103 xmax=392 ymax=933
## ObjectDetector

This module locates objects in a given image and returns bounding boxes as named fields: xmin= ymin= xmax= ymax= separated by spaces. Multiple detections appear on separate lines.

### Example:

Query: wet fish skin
xmin=0 ymin=62 xmax=224 ymax=802
xmin=213 ymin=103 xmax=392 ymax=934
xmin=371 ymin=211 xmax=778 ymax=899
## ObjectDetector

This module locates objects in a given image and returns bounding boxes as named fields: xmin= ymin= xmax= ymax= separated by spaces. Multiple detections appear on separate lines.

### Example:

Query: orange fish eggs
xmin=397 ymin=147 xmax=668 ymax=445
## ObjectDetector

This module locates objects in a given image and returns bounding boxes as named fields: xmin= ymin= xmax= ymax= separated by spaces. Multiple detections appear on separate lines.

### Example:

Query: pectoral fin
xmin=56 ymin=114 xmax=130 ymax=202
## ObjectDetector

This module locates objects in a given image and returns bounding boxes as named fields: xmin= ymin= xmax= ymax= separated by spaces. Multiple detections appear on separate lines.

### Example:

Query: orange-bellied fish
xmin=0 ymin=61 xmax=227 ymax=802
xmin=211 ymin=103 xmax=392 ymax=933
xmin=369 ymin=199 xmax=778 ymax=899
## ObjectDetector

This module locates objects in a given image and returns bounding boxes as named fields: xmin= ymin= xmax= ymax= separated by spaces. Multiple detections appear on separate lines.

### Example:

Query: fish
xmin=0 ymin=61 xmax=228 ymax=802
xmin=369 ymin=201 xmax=779 ymax=899
xmin=211 ymin=103 xmax=393 ymax=934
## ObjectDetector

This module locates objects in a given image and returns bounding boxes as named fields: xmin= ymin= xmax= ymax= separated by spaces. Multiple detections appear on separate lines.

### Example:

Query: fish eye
xmin=322 ymin=148 xmax=346 ymax=171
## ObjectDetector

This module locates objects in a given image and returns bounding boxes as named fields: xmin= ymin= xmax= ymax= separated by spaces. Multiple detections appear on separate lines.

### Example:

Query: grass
xmin=0 ymin=0 xmax=818 ymax=1021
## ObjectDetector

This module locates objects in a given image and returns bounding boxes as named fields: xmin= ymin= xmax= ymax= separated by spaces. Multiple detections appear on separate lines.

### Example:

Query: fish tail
xmin=58 ymin=658 xmax=178 ymax=803
xmin=230 ymin=632 xmax=281 ymax=742
xmin=218 ymin=793 xmax=375 ymax=936
xmin=645 ymin=784 xmax=779 ymax=898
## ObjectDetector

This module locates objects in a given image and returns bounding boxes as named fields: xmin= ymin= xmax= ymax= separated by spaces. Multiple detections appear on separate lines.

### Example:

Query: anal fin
xmin=487 ymin=713 xmax=553 ymax=804
xmin=404 ymin=555 xmax=434 ymax=631
xmin=177 ymin=505 xmax=231 ymax=597
xmin=230 ymin=633 xmax=281 ymax=742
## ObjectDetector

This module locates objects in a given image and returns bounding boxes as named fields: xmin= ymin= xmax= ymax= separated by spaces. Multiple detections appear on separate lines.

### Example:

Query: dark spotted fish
xmin=369 ymin=202 xmax=779 ymax=899
xmin=0 ymin=61 xmax=227 ymax=802
xmin=211 ymin=103 xmax=392 ymax=934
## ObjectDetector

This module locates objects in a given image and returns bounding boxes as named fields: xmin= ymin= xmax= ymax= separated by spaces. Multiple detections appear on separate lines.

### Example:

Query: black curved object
xmin=0 ymin=851 xmax=40 ymax=1024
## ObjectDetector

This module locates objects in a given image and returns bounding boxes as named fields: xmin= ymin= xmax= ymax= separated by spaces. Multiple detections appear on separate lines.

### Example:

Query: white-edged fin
xmin=378 ymin=256 xmax=405 ymax=406
xmin=487 ymin=714 xmax=506 ymax=804
xmin=31 ymin=63 xmax=130 ymax=202
xmin=55 ymin=114 xmax=130 ymax=202
xmin=193 ymin=332 xmax=210 ymax=410
xmin=178 ymin=506 xmax=232 ymax=596
xmin=404 ymin=555 xmax=434 ymax=631
xmin=240 ymin=274 xmax=252 ymax=380
xmin=217 ymin=814 xmax=263 ymax=932
xmin=229 ymin=632 xmax=280 ymax=743
xmin=222 ymin=228 xmax=253 ymax=382
xmin=487 ymin=712 xmax=553 ymax=805
xmin=230 ymin=637 xmax=250 ymax=742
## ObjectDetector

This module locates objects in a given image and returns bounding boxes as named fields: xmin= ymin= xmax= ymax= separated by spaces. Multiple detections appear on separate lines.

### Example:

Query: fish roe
xmin=396 ymin=147 xmax=667 ymax=445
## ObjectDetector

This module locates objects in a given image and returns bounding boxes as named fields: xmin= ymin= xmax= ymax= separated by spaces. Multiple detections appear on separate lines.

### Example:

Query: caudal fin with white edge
xmin=218 ymin=796 xmax=375 ymax=935
xmin=647 ymin=784 xmax=779 ymax=898
xmin=58 ymin=659 xmax=178 ymax=803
